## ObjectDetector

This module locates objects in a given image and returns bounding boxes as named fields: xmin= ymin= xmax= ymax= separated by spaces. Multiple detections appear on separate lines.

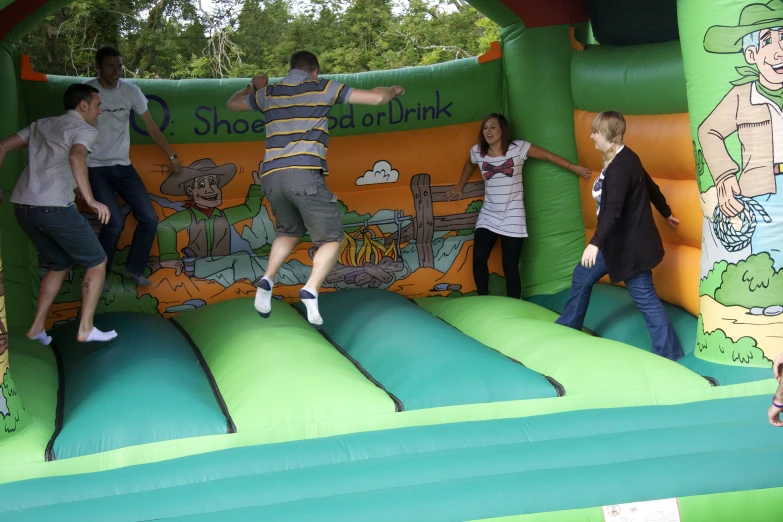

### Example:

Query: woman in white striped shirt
xmin=446 ymin=113 xmax=591 ymax=299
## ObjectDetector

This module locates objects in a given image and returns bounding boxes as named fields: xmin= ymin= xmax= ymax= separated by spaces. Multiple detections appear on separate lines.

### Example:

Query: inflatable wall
xmin=1 ymin=0 xmax=783 ymax=520
xmin=680 ymin=0 xmax=783 ymax=369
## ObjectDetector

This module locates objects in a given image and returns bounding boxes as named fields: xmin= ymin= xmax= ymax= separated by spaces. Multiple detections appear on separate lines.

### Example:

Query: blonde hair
xmin=592 ymin=111 xmax=626 ymax=168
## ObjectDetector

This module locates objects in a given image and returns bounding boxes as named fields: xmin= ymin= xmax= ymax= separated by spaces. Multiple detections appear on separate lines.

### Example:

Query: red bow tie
xmin=482 ymin=158 xmax=514 ymax=180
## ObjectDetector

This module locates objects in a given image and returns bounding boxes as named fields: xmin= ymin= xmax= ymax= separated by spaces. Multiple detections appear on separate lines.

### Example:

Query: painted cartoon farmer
xmin=699 ymin=0 xmax=783 ymax=270
xmin=157 ymin=158 xmax=266 ymax=287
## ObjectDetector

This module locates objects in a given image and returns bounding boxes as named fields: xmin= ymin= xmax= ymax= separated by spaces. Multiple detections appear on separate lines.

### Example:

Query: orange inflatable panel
xmin=574 ymin=110 xmax=696 ymax=181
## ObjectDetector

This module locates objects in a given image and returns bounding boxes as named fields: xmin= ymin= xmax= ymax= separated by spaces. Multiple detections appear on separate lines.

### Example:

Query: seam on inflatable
xmin=292 ymin=306 xmax=404 ymax=412
xmin=44 ymin=339 xmax=65 ymax=461
xmin=169 ymin=318 xmax=237 ymax=434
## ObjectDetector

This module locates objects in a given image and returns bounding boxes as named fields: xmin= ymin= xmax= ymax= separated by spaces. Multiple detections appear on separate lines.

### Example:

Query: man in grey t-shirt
xmin=0 ymin=84 xmax=118 ymax=344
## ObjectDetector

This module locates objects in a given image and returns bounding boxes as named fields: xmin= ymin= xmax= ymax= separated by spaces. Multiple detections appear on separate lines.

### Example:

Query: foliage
xmin=450 ymin=272 xmax=505 ymax=297
xmin=699 ymin=259 xmax=727 ymax=299
xmin=714 ymin=253 xmax=783 ymax=308
xmin=18 ymin=0 xmax=499 ymax=79
xmin=457 ymin=199 xmax=482 ymax=236
xmin=54 ymin=247 xmax=161 ymax=315
xmin=695 ymin=315 xmax=771 ymax=367
xmin=2 ymin=369 xmax=25 ymax=434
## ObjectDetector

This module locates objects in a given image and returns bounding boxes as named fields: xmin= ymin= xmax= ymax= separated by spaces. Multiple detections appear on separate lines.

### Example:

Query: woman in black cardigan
xmin=555 ymin=111 xmax=683 ymax=361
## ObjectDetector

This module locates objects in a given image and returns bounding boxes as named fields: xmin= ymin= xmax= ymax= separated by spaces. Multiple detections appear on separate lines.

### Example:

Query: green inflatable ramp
xmin=418 ymin=296 xmax=710 ymax=396
xmin=529 ymin=285 xmax=772 ymax=386
xmin=2 ymin=395 xmax=781 ymax=521
xmin=49 ymin=312 xmax=232 ymax=460
xmin=173 ymin=298 xmax=396 ymax=433
xmin=296 ymin=288 xmax=561 ymax=410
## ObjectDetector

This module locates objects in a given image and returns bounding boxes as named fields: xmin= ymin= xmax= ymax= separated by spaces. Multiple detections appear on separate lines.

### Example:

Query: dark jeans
xmin=555 ymin=249 xmax=683 ymax=361
xmin=473 ymin=227 xmax=524 ymax=299
xmin=88 ymin=164 xmax=157 ymax=276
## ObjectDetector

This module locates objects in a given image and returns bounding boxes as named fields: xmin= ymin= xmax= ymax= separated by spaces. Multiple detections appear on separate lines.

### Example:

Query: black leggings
xmin=472 ymin=227 xmax=524 ymax=299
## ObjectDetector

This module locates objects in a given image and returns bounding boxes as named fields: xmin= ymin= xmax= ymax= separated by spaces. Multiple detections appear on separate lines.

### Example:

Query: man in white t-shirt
xmin=84 ymin=46 xmax=182 ymax=288
xmin=0 ymin=84 xmax=117 ymax=344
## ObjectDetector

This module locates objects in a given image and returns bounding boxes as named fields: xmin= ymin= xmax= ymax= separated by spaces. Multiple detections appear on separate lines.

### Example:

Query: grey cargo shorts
xmin=260 ymin=168 xmax=343 ymax=246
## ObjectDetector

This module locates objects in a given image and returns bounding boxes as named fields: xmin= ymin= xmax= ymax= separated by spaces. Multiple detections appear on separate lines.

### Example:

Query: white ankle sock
xmin=31 ymin=331 xmax=52 ymax=346
xmin=254 ymin=276 xmax=273 ymax=317
xmin=84 ymin=327 xmax=118 ymax=343
xmin=299 ymin=286 xmax=323 ymax=326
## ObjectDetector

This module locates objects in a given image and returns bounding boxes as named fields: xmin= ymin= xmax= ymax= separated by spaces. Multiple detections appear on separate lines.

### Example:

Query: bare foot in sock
xmin=27 ymin=330 xmax=52 ymax=346
xmin=254 ymin=276 xmax=273 ymax=318
xmin=78 ymin=327 xmax=118 ymax=343
xmin=299 ymin=286 xmax=323 ymax=326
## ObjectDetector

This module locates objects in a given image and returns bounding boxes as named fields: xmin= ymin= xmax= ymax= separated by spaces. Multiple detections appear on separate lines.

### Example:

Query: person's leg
xmin=77 ymin=261 xmax=116 ymax=342
xmin=472 ymin=227 xmax=498 ymax=295
xmin=290 ymin=170 xmax=345 ymax=326
xmin=89 ymin=166 xmax=124 ymax=274
xmin=27 ymin=269 xmax=69 ymax=344
xmin=624 ymin=271 xmax=683 ymax=361
xmin=112 ymin=165 xmax=156 ymax=284
xmin=253 ymin=171 xmax=306 ymax=317
xmin=555 ymin=249 xmax=608 ymax=331
xmin=14 ymin=205 xmax=74 ymax=345
xmin=499 ymin=234 xmax=524 ymax=299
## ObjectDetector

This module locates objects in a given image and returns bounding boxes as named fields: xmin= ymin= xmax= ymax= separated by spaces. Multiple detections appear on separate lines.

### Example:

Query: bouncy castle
xmin=1 ymin=0 xmax=783 ymax=519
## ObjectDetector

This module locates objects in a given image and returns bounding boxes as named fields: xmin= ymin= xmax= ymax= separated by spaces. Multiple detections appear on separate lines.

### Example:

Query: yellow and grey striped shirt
xmin=248 ymin=69 xmax=353 ymax=177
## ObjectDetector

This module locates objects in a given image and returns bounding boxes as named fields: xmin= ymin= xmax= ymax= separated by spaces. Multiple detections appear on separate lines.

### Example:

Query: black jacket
xmin=589 ymin=146 xmax=671 ymax=283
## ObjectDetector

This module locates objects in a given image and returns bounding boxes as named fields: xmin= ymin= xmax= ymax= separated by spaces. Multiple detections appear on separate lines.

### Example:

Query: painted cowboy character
xmin=699 ymin=0 xmax=783 ymax=269
xmin=157 ymin=158 xmax=266 ymax=287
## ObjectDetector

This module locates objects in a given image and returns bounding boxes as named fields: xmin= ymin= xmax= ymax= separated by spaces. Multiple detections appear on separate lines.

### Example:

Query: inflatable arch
xmin=1 ymin=0 xmax=783 ymax=519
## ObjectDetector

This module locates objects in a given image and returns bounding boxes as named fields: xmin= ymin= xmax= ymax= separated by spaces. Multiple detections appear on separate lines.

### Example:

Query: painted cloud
xmin=356 ymin=160 xmax=399 ymax=186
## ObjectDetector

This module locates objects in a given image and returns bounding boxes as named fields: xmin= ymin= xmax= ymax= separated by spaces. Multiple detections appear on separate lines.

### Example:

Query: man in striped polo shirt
xmin=227 ymin=51 xmax=404 ymax=326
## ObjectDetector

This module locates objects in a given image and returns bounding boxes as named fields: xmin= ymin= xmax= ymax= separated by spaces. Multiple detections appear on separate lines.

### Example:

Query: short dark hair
xmin=477 ymin=113 xmax=511 ymax=156
xmin=290 ymin=51 xmax=319 ymax=73
xmin=64 ymin=84 xmax=99 ymax=111
xmin=96 ymin=46 xmax=122 ymax=68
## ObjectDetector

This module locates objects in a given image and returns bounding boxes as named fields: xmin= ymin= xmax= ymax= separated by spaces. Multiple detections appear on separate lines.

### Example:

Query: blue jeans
xmin=88 ymin=164 xmax=157 ymax=276
xmin=555 ymin=250 xmax=683 ymax=361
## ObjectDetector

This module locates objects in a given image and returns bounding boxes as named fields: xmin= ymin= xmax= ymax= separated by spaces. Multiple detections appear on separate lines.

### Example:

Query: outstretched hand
xmin=667 ymin=215 xmax=680 ymax=229
xmin=573 ymin=165 xmax=591 ymax=179
xmin=445 ymin=184 xmax=464 ymax=201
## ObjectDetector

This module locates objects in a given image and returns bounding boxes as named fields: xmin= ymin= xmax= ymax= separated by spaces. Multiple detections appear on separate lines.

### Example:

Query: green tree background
xmin=18 ymin=0 xmax=500 ymax=79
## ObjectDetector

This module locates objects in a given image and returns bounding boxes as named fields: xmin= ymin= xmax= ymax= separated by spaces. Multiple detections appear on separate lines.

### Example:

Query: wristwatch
xmin=170 ymin=153 xmax=178 ymax=161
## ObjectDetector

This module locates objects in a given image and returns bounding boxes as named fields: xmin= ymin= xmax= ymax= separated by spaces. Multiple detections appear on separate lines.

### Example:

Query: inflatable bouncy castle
xmin=1 ymin=0 xmax=783 ymax=520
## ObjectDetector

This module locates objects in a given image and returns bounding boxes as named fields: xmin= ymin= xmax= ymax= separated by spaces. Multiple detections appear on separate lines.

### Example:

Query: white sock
xmin=31 ymin=331 xmax=52 ymax=346
xmin=254 ymin=276 xmax=273 ymax=317
xmin=299 ymin=286 xmax=323 ymax=326
xmin=84 ymin=327 xmax=118 ymax=343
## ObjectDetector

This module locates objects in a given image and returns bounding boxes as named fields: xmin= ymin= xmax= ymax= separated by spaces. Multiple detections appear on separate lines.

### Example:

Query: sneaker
xmin=124 ymin=269 xmax=152 ymax=286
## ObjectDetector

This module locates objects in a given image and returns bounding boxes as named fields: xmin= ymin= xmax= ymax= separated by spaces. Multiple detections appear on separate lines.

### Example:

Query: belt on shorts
xmin=14 ymin=203 xmax=69 ymax=211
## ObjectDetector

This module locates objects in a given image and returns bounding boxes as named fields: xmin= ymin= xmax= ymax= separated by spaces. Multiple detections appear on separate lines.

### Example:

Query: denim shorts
xmin=260 ymin=169 xmax=343 ymax=246
xmin=14 ymin=204 xmax=106 ymax=271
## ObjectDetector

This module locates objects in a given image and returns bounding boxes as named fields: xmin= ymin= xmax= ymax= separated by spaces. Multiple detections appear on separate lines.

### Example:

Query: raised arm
xmin=528 ymin=145 xmax=591 ymax=179
xmin=347 ymin=86 xmax=405 ymax=106
xmin=227 ymin=76 xmax=268 ymax=112
xmin=69 ymin=144 xmax=110 ymax=224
